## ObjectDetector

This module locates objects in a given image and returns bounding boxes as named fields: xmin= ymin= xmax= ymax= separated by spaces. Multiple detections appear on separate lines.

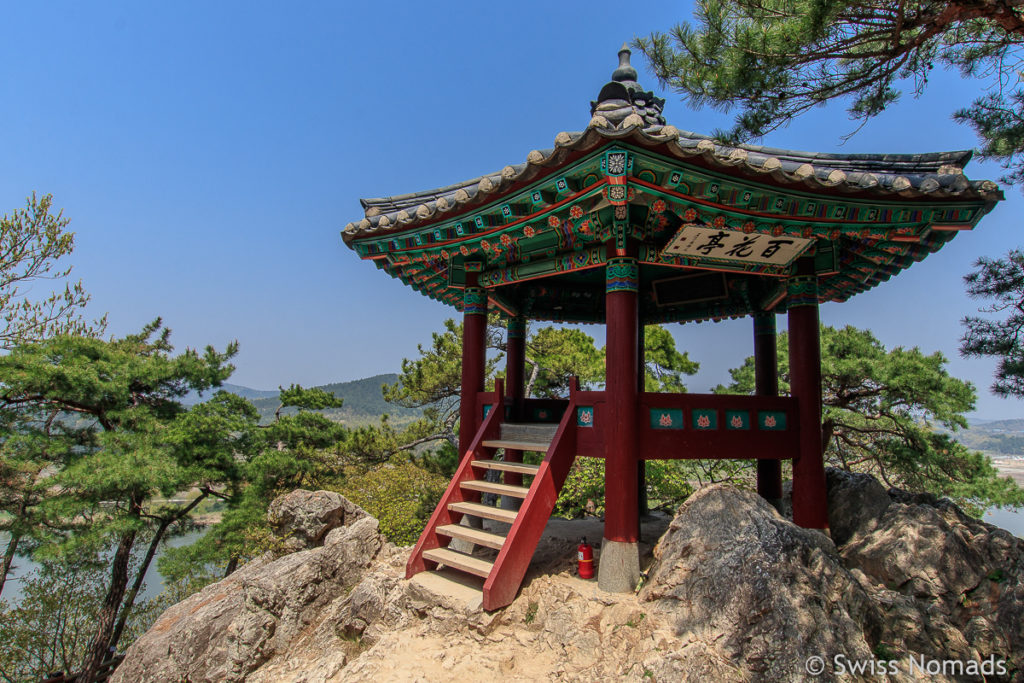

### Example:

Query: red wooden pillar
xmin=504 ymin=316 xmax=526 ymax=490
xmin=754 ymin=312 xmax=782 ymax=509
xmin=458 ymin=276 xmax=488 ymax=458
xmin=637 ymin=321 xmax=647 ymax=524
xmin=599 ymin=256 xmax=641 ymax=592
xmin=787 ymin=261 xmax=829 ymax=530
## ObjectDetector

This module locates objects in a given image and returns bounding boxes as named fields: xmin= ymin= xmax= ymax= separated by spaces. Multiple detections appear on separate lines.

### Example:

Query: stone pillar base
xmin=597 ymin=539 xmax=641 ymax=593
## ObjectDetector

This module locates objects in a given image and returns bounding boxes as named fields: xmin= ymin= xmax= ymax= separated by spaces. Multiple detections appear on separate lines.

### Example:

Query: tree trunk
xmin=79 ymin=530 xmax=136 ymax=683
xmin=0 ymin=530 xmax=20 ymax=598
xmin=109 ymin=493 xmax=208 ymax=651
xmin=224 ymin=555 xmax=239 ymax=577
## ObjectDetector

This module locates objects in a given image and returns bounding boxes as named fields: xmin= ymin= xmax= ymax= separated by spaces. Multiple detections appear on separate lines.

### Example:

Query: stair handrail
xmin=406 ymin=379 xmax=505 ymax=578
xmin=482 ymin=377 xmax=579 ymax=609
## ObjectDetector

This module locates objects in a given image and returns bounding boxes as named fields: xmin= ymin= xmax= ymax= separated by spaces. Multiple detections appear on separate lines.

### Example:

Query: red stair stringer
xmin=406 ymin=379 xmax=505 ymax=578
xmin=482 ymin=379 xmax=580 ymax=610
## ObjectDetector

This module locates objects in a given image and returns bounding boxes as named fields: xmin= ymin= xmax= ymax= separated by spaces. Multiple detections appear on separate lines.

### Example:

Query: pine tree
xmin=717 ymin=324 xmax=1024 ymax=513
xmin=0 ymin=321 xmax=239 ymax=681
xmin=635 ymin=1 xmax=1024 ymax=184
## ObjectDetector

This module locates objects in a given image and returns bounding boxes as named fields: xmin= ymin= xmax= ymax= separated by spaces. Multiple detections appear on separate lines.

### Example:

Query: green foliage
xmin=644 ymin=461 xmax=696 ymax=508
xmin=0 ymin=560 xmax=109 ymax=682
xmin=644 ymin=324 xmax=699 ymax=392
xmin=0 ymin=193 xmax=105 ymax=350
xmin=279 ymin=384 xmax=344 ymax=411
xmin=554 ymin=457 xmax=696 ymax=518
xmin=526 ymin=327 xmax=605 ymax=397
xmin=962 ymin=249 xmax=1024 ymax=398
xmin=555 ymin=457 xmax=606 ymax=517
xmin=0 ymin=553 xmax=169 ymax=683
xmin=524 ymin=601 xmax=538 ymax=624
xmin=341 ymin=461 xmax=447 ymax=545
xmin=634 ymin=1 xmax=1024 ymax=186
xmin=717 ymin=324 xmax=1024 ymax=513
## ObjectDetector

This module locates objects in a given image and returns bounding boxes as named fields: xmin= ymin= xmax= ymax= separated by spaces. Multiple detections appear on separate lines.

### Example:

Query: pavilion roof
xmin=341 ymin=47 xmax=1003 ymax=325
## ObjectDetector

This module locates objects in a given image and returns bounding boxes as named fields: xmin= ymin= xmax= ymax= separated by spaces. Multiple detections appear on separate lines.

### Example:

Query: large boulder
xmin=639 ymin=485 xmax=881 ymax=681
xmin=825 ymin=467 xmax=891 ymax=546
xmin=112 ymin=493 xmax=386 ymax=683
xmin=267 ymin=489 xmax=367 ymax=552
xmin=842 ymin=489 xmax=1024 ymax=673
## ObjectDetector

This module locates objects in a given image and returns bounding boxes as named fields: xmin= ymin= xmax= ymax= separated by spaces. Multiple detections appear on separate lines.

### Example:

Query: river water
xmin=0 ymin=529 xmax=207 ymax=605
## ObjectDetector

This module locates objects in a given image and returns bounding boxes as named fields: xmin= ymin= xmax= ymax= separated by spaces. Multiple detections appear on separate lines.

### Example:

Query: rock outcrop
xmin=116 ymin=474 xmax=1024 ymax=682
xmin=112 ymin=492 xmax=390 ymax=683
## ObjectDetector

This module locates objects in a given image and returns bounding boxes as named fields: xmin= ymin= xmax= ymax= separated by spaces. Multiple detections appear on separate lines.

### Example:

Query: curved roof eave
xmin=342 ymin=124 xmax=1002 ymax=246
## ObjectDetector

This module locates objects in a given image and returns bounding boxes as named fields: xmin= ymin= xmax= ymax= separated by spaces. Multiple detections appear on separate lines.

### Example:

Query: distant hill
xmin=184 ymin=382 xmax=279 ymax=405
xmin=951 ymin=418 xmax=1024 ymax=458
xmin=186 ymin=374 xmax=421 ymax=426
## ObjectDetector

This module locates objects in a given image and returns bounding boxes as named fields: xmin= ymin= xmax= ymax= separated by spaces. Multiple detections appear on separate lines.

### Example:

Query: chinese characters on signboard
xmin=663 ymin=225 xmax=812 ymax=266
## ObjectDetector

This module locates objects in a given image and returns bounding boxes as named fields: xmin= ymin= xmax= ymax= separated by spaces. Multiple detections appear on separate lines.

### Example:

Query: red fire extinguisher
xmin=577 ymin=537 xmax=594 ymax=579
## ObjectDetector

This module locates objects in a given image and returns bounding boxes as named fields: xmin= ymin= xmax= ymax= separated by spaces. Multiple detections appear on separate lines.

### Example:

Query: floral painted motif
xmin=460 ymin=245 xmax=470 ymax=256
xmin=538 ymin=409 xmax=548 ymax=419
xmin=569 ymin=205 xmax=584 ymax=220
xmin=730 ymin=415 xmax=743 ymax=428
xmin=524 ymin=225 xmax=536 ymax=238
xmin=713 ymin=216 xmax=726 ymax=228
xmin=683 ymin=208 xmax=697 ymax=222
xmin=764 ymin=415 xmax=777 ymax=428
xmin=579 ymin=220 xmax=591 ymax=234
xmin=614 ymin=205 xmax=628 ymax=220
xmin=742 ymin=221 xmax=755 ymax=233
xmin=697 ymin=415 xmax=710 ymax=428
xmin=659 ymin=413 xmax=673 ymax=427
xmin=481 ymin=239 xmax=491 ymax=251
xmin=658 ymin=216 xmax=669 ymax=228
xmin=651 ymin=199 xmax=667 ymax=214
xmin=772 ymin=225 xmax=785 ymax=236
xmin=548 ymin=215 xmax=561 ymax=228
xmin=500 ymin=233 xmax=512 ymax=247
xmin=579 ymin=409 xmax=593 ymax=425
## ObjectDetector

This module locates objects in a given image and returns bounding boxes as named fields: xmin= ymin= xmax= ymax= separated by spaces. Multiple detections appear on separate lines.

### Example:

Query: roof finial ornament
xmin=590 ymin=42 xmax=667 ymax=131
xmin=612 ymin=42 xmax=638 ymax=84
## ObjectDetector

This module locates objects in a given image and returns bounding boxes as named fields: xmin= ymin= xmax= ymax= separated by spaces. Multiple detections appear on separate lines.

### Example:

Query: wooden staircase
xmin=406 ymin=380 xmax=579 ymax=610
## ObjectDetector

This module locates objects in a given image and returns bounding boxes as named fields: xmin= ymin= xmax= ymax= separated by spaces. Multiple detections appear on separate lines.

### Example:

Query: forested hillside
xmin=223 ymin=374 xmax=421 ymax=425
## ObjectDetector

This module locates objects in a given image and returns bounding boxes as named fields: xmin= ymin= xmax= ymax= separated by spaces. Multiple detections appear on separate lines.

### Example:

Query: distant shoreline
xmin=993 ymin=458 xmax=1024 ymax=487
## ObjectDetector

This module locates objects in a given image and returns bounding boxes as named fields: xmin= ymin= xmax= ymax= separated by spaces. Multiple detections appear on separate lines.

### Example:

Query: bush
xmin=342 ymin=461 xmax=448 ymax=545
xmin=555 ymin=457 xmax=605 ymax=518
xmin=554 ymin=458 xmax=695 ymax=518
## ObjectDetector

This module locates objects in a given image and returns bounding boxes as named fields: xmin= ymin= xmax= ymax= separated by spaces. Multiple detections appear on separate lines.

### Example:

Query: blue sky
xmin=2 ymin=2 xmax=1022 ymax=420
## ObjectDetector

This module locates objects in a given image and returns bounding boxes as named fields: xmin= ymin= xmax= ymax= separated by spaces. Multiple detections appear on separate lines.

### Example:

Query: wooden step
xmin=472 ymin=459 xmax=540 ymax=475
xmin=448 ymin=501 xmax=518 ymax=524
xmin=460 ymin=480 xmax=531 ymax=498
xmin=437 ymin=523 xmax=507 ymax=550
xmin=422 ymin=547 xmax=494 ymax=579
xmin=482 ymin=439 xmax=551 ymax=452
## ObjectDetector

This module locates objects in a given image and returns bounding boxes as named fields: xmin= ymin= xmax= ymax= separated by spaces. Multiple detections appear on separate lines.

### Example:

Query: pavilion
xmin=342 ymin=46 xmax=1002 ymax=610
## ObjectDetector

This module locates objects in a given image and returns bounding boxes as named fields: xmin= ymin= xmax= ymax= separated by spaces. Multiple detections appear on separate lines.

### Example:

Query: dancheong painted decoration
xmin=341 ymin=45 xmax=1002 ymax=611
